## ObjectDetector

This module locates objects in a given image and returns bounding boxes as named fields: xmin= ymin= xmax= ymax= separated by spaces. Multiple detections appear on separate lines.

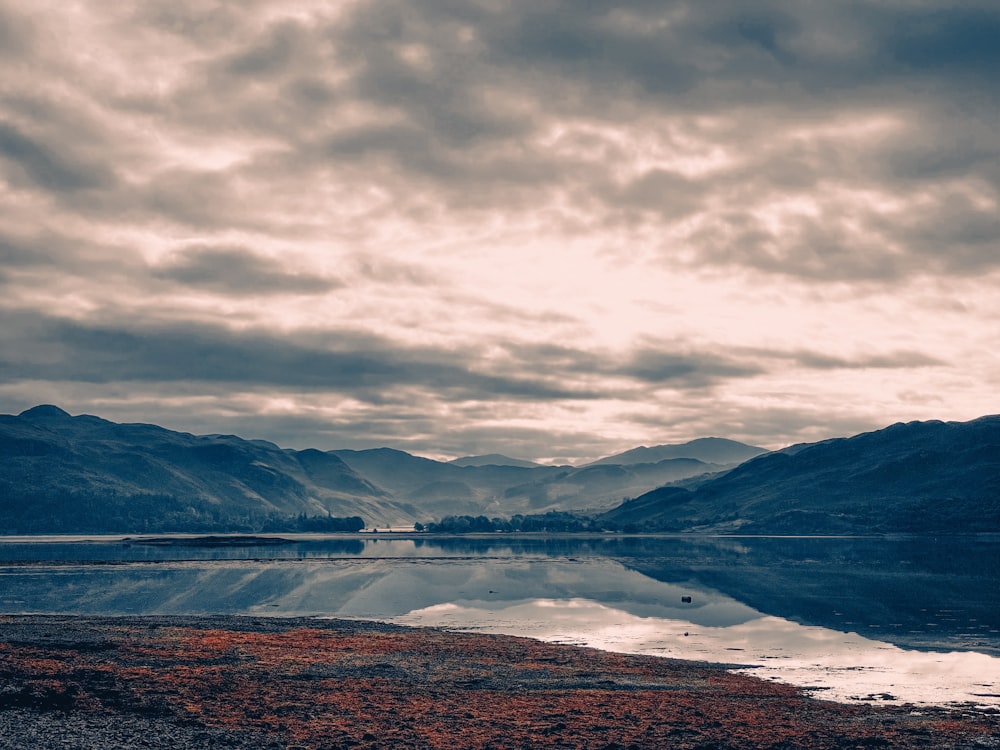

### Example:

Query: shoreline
xmin=1 ymin=615 xmax=997 ymax=749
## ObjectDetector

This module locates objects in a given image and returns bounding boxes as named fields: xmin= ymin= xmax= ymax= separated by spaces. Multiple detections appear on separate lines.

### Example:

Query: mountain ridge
xmin=5 ymin=406 xmax=995 ymax=535
xmin=1 ymin=405 xmax=741 ymax=532
xmin=448 ymin=454 xmax=543 ymax=468
xmin=1 ymin=407 xmax=409 ymax=533
xmin=587 ymin=437 xmax=767 ymax=466
xmin=600 ymin=415 xmax=1000 ymax=534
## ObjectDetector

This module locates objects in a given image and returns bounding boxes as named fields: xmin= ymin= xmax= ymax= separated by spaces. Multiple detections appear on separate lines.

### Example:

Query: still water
xmin=1 ymin=534 xmax=997 ymax=709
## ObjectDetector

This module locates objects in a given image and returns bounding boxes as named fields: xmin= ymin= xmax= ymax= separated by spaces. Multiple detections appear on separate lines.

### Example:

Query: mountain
xmin=587 ymin=438 xmax=767 ymax=467
xmin=331 ymin=448 xmax=725 ymax=517
xmin=11 ymin=406 xmax=996 ymax=535
xmin=0 ymin=406 xmax=747 ymax=532
xmin=495 ymin=458 xmax=727 ymax=513
xmin=327 ymin=447 xmax=531 ymax=518
xmin=600 ymin=416 xmax=1000 ymax=534
xmin=449 ymin=454 xmax=542 ymax=468
xmin=0 ymin=406 xmax=414 ymax=533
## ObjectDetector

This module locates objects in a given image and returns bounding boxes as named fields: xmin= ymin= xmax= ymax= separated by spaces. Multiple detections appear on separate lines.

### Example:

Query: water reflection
xmin=393 ymin=598 xmax=999 ymax=708
xmin=1 ymin=534 xmax=997 ymax=708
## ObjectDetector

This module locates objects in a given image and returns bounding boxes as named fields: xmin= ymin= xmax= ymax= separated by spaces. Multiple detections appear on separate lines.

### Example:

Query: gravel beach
xmin=1 ymin=615 xmax=997 ymax=749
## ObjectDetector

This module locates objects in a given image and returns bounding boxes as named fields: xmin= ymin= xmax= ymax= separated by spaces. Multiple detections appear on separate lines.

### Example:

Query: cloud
xmin=747 ymin=347 xmax=946 ymax=372
xmin=152 ymin=245 xmax=340 ymax=295
xmin=0 ymin=120 xmax=116 ymax=193
xmin=0 ymin=0 xmax=997 ymax=458
xmin=617 ymin=346 xmax=763 ymax=387
xmin=6 ymin=0 xmax=995 ymax=279
xmin=0 ymin=4 xmax=37 ymax=60
xmin=881 ymin=6 xmax=1000 ymax=79
xmin=0 ymin=310 xmax=604 ymax=402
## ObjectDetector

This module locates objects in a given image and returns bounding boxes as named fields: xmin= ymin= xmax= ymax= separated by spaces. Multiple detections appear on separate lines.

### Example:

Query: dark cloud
xmin=152 ymin=246 xmax=340 ymax=295
xmin=782 ymin=349 xmax=945 ymax=371
xmin=0 ymin=230 xmax=53 ymax=268
xmin=491 ymin=341 xmax=764 ymax=391
xmin=0 ymin=120 xmax=115 ymax=193
xmin=882 ymin=6 xmax=1000 ymax=82
xmin=619 ymin=347 xmax=763 ymax=386
xmin=0 ymin=307 xmax=796 ymax=413
xmin=0 ymin=310 xmax=599 ymax=402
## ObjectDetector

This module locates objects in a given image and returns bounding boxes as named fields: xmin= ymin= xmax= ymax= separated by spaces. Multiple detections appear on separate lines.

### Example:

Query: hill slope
xmin=0 ymin=406 xmax=412 ymax=533
xmin=600 ymin=416 xmax=1000 ymax=534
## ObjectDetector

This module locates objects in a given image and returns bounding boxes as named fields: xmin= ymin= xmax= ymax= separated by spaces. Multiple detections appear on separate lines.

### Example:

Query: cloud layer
xmin=1 ymin=0 xmax=997 ymax=461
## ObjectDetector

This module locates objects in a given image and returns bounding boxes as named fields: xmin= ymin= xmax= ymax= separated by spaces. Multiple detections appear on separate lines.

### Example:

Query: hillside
xmin=0 ymin=406 xmax=411 ymax=533
xmin=600 ymin=416 xmax=1000 ymax=534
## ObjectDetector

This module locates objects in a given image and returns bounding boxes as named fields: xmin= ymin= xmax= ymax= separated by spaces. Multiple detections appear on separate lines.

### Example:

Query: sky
xmin=1 ymin=0 xmax=998 ymax=463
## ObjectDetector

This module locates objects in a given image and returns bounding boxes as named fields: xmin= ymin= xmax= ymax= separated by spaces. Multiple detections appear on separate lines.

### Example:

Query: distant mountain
xmin=449 ymin=454 xmax=542 ymax=469
xmin=331 ymin=448 xmax=724 ymax=517
xmin=495 ymin=458 xmax=728 ymax=513
xmin=0 ymin=406 xmax=413 ymax=533
xmin=327 ymin=447 xmax=529 ymax=518
xmin=600 ymin=416 xmax=1000 ymax=534
xmin=588 ymin=438 xmax=766 ymax=467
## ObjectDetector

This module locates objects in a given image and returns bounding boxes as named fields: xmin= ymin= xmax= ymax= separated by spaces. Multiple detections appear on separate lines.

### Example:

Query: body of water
xmin=1 ymin=534 xmax=997 ymax=709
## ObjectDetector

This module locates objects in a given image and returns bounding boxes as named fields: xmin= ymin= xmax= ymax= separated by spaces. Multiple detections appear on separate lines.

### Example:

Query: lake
xmin=1 ymin=533 xmax=997 ymax=710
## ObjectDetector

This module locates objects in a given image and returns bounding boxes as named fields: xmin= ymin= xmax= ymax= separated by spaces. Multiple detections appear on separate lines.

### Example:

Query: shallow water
xmin=1 ymin=533 xmax=997 ymax=709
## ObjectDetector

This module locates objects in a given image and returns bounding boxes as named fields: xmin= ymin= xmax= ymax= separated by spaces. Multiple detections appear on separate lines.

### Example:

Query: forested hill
xmin=600 ymin=415 xmax=1000 ymax=534
xmin=0 ymin=405 xmax=404 ymax=533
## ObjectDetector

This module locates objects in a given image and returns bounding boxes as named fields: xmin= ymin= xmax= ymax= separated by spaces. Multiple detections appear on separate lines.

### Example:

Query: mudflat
xmin=0 ymin=615 xmax=996 ymax=749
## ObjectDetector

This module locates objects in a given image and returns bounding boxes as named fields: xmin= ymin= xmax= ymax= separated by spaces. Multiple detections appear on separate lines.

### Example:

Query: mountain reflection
xmin=0 ymin=534 xmax=1000 ymax=654
xmin=1 ymin=533 xmax=997 ymax=707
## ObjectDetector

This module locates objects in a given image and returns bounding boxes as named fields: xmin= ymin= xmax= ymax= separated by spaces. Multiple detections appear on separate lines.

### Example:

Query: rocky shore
xmin=1 ymin=615 xmax=997 ymax=749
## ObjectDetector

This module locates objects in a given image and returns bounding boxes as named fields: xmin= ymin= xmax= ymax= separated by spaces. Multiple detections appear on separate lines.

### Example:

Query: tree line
xmin=416 ymin=511 xmax=609 ymax=533
xmin=0 ymin=487 xmax=365 ymax=534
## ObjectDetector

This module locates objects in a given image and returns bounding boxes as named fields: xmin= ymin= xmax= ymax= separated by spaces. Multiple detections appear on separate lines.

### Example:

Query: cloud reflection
xmin=394 ymin=598 xmax=1000 ymax=709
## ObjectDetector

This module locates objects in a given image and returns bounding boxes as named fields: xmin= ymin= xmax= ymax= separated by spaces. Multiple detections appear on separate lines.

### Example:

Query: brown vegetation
xmin=0 ymin=616 xmax=996 ymax=749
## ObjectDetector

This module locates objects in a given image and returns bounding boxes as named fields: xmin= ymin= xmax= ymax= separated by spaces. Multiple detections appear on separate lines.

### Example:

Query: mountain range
xmin=0 ymin=405 xmax=746 ymax=533
xmin=2 ymin=405 xmax=996 ymax=534
xmin=448 ymin=454 xmax=541 ymax=468
xmin=585 ymin=438 xmax=765 ymax=467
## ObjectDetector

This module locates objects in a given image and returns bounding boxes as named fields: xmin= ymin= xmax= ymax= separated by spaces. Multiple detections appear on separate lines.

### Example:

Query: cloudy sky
xmin=1 ymin=1 xmax=998 ymax=463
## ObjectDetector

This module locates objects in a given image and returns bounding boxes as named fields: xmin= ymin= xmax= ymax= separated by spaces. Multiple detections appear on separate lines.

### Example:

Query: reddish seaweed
xmin=0 ymin=616 xmax=996 ymax=749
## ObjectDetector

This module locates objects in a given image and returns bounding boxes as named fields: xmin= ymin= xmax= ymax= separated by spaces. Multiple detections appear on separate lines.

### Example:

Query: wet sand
xmin=1 ymin=615 xmax=997 ymax=749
